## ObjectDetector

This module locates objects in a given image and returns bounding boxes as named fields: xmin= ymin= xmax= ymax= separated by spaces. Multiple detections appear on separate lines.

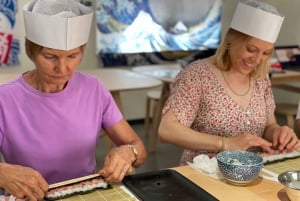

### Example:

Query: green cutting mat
xmin=51 ymin=185 xmax=138 ymax=201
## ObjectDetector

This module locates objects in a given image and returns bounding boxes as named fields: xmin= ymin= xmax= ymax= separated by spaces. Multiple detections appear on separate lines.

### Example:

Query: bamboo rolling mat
xmin=263 ymin=157 xmax=300 ymax=175
xmin=45 ymin=185 xmax=138 ymax=201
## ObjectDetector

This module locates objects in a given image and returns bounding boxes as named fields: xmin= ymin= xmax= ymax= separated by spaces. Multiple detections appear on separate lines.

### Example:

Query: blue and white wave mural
xmin=96 ymin=0 xmax=222 ymax=66
xmin=0 ymin=0 xmax=20 ymax=66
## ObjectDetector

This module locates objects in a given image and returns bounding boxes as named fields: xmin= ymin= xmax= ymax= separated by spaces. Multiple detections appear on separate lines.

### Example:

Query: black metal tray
xmin=123 ymin=169 xmax=219 ymax=201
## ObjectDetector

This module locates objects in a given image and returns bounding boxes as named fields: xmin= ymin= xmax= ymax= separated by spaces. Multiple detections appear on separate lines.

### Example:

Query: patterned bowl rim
xmin=216 ymin=150 xmax=263 ymax=167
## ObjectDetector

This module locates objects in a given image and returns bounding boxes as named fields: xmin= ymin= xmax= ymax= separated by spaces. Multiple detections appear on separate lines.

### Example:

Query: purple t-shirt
xmin=0 ymin=71 xmax=122 ymax=184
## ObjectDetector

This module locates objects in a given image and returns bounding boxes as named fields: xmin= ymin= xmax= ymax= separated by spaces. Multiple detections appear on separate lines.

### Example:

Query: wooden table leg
xmin=149 ymin=82 xmax=170 ymax=152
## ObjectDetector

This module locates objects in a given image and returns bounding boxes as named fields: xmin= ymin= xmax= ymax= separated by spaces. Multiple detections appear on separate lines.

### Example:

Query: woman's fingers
xmin=0 ymin=164 xmax=47 ymax=201
xmin=275 ymin=127 xmax=299 ymax=151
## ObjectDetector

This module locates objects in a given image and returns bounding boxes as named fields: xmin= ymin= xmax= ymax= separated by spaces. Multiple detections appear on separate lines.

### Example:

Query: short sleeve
xmin=163 ymin=63 xmax=204 ymax=127
xmin=99 ymin=83 xmax=123 ymax=128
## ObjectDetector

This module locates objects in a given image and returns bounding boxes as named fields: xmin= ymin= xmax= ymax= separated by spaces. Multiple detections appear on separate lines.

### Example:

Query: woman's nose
xmin=251 ymin=53 xmax=264 ymax=64
xmin=55 ymin=59 xmax=68 ymax=73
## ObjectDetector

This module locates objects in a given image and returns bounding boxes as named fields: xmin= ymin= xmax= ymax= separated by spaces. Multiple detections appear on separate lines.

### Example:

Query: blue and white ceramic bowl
xmin=216 ymin=150 xmax=263 ymax=186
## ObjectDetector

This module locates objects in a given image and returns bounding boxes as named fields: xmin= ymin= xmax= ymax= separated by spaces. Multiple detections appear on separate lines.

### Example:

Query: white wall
xmin=2 ymin=0 xmax=300 ymax=120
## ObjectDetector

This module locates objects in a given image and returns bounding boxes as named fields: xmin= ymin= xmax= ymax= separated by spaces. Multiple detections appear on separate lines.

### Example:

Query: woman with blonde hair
xmin=159 ymin=0 xmax=300 ymax=165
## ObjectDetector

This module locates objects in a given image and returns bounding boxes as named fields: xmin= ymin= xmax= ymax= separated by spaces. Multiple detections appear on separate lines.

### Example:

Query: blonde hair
xmin=215 ymin=28 xmax=272 ymax=78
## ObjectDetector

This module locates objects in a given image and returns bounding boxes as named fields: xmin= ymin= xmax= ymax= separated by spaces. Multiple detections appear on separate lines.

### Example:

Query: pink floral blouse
xmin=162 ymin=59 xmax=275 ymax=165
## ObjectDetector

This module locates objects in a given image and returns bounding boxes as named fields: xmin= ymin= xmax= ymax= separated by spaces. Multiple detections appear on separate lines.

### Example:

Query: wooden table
xmin=132 ymin=63 xmax=181 ymax=84
xmin=132 ymin=64 xmax=181 ymax=152
xmin=82 ymin=68 xmax=162 ymax=113
xmin=132 ymin=64 xmax=300 ymax=152
xmin=173 ymin=165 xmax=289 ymax=201
xmin=270 ymin=70 xmax=300 ymax=86
xmin=270 ymin=70 xmax=300 ymax=129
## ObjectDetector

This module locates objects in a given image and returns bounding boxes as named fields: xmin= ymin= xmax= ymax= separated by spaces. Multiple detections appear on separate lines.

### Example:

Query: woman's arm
xmin=159 ymin=110 xmax=275 ymax=153
xmin=98 ymin=119 xmax=147 ymax=183
xmin=104 ymin=118 xmax=147 ymax=167
xmin=159 ymin=110 xmax=223 ymax=152
xmin=263 ymin=115 xmax=281 ymax=142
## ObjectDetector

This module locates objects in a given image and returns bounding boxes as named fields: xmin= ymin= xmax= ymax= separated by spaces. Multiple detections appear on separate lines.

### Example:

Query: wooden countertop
xmin=173 ymin=165 xmax=290 ymax=201
xmin=270 ymin=70 xmax=300 ymax=85
xmin=133 ymin=64 xmax=300 ymax=86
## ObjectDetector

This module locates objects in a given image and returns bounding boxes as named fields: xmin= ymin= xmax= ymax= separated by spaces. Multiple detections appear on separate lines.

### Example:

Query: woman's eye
xmin=44 ymin=55 xmax=55 ymax=59
xmin=68 ymin=54 xmax=78 ymax=59
xmin=247 ymin=47 xmax=256 ymax=53
xmin=264 ymin=52 xmax=272 ymax=56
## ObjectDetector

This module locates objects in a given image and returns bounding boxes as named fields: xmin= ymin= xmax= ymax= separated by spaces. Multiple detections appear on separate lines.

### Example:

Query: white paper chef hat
xmin=23 ymin=0 xmax=93 ymax=50
xmin=230 ymin=0 xmax=284 ymax=43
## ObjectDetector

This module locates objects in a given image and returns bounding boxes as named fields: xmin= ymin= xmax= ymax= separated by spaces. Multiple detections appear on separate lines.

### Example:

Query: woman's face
xmin=33 ymin=47 xmax=82 ymax=86
xmin=229 ymin=37 xmax=274 ymax=74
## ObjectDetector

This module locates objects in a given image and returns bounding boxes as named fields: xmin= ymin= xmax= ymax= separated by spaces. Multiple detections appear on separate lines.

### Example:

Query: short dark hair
xmin=25 ymin=38 xmax=86 ymax=61
xmin=25 ymin=38 xmax=43 ymax=61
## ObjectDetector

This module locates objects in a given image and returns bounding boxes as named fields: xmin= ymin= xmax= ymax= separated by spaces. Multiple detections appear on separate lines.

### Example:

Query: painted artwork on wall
xmin=95 ymin=0 xmax=222 ymax=66
xmin=0 ymin=0 xmax=20 ymax=67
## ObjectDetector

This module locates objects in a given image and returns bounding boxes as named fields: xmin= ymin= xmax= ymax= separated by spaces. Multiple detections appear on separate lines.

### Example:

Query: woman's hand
xmin=224 ymin=134 xmax=275 ymax=153
xmin=271 ymin=126 xmax=300 ymax=152
xmin=98 ymin=145 xmax=135 ymax=183
xmin=0 ymin=163 xmax=48 ymax=201
xmin=0 ymin=195 xmax=27 ymax=201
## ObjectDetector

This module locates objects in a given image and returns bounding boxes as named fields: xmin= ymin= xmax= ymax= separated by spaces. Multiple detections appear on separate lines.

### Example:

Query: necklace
xmin=221 ymin=71 xmax=251 ymax=96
